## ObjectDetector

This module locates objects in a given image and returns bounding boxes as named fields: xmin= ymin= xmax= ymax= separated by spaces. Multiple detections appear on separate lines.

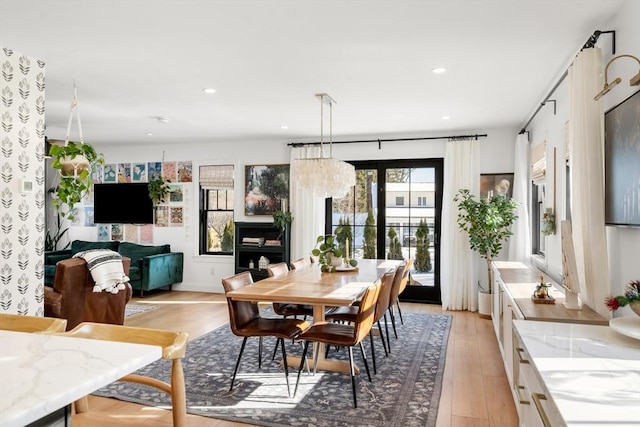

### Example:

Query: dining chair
xmin=222 ymin=271 xmax=310 ymax=397
xmin=326 ymin=269 xmax=396 ymax=374
xmin=294 ymin=280 xmax=382 ymax=408
xmin=396 ymin=258 xmax=413 ymax=325
xmin=0 ymin=313 xmax=67 ymax=333
xmin=64 ymin=322 xmax=189 ymax=427
xmin=268 ymin=262 xmax=314 ymax=319
xmin=290 ymin=257 xmax=308 ymax=270
xmin=387 ymin=263 xmax=406 ymax=339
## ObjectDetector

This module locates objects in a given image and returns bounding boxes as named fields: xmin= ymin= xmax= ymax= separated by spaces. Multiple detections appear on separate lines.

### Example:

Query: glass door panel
xmin=329 ymin=159 xmax=442 ymax=304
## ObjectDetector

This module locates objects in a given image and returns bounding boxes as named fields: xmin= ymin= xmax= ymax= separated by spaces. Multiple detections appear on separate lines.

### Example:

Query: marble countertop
xmin=0 ymin=330 xmax=161 ymax=427
xmin=513 ymin=319 xmax=640 ymax=427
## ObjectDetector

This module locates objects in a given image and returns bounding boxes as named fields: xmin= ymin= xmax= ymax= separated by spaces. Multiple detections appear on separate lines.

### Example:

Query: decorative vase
xmin=327 ymin=252 xmax=344 ymax=268
xmin=629 ymin=301 xmax=640 ymax=317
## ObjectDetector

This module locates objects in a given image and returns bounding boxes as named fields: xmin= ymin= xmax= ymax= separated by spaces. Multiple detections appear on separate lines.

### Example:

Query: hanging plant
xmin=542 ymin=208 xmax=555 ymax=236
xmin=48 ymin=140 xmax=104 ymax=221
xmin=148 ymin=175 xmax=172 ymax=205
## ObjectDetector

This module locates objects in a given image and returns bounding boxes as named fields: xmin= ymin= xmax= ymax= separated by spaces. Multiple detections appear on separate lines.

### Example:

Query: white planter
xmin=59 ymin=154 xmax=90 ymax=177
xmin=478 ymin=290 xmax=491 ymax=319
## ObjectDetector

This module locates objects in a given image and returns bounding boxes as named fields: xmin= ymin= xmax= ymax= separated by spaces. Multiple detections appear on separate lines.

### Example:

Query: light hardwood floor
xmin=73 ymin=291 xmax=519 ymax=427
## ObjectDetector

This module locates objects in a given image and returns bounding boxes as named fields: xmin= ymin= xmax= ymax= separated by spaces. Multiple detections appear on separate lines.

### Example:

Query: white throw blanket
xmin=73 ymin=249 xmax=130 ymax=294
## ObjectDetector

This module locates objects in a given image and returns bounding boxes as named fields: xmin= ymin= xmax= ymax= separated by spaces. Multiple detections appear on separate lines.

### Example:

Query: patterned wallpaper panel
xmin=0 ymin=47 xmax=45 ymax=315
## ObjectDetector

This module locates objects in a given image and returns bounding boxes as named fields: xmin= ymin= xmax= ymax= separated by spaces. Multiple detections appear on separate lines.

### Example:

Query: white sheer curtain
xmin=441 ymin=138 xmax=480 ymax=311
xmin=508 ymin=133 xmax=532 ymax=262
xmin=568 ymin=47 xmax=610 ymax=318
xmin=290 ymin=146 xmax=325 ymax=261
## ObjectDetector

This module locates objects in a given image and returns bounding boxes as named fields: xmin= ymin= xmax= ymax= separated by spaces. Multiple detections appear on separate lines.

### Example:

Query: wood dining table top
xmin=226 ymin=259 xmax=401 ymax=307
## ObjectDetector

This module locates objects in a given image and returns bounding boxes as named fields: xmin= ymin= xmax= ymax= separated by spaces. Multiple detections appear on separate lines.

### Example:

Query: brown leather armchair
xmin=44 ymin=257 xmax=133 ymax=331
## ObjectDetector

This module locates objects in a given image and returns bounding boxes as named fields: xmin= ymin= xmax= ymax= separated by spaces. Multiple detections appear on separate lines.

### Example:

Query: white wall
xmin=68 ymin=127 xmax=515 ymax=294
xmin=527 ymin=0 xmax=640 ymax=315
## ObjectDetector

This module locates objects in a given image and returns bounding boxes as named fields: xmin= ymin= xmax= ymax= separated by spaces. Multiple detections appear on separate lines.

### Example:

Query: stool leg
xmin=171 ymin=359 xmax=187 ymax=427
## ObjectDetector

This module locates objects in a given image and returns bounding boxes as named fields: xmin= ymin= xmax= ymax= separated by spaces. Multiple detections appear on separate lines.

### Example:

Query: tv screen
xmin=604 ymin=89 xmax=640 ymax=227
xmin=93 ymin=183 xmax=154 ymax=224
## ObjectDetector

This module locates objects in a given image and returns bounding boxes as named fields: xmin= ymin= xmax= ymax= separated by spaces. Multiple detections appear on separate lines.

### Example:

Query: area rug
xmin=124 ymin=303 xmax=158 ymax=318
xmin=94 ymin=312 xmax=451 ymax=427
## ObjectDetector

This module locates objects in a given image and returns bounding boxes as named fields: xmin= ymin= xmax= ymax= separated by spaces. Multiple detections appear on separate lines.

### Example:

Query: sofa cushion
xmin=118 ymin=242 xmax=170 ymax=265
xmin=128 ymin=266 xmax=142 ymax=282
xmin=71 ymin=240 xmax=119 ymax=256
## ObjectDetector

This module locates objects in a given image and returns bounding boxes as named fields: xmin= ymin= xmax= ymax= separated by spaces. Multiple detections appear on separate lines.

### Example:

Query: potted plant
xmin=148 ymin=175 xmax=172 ymax=205
xmin=312 ymin=234 xmax=358 ymax=272
xmin=48 ymin=140 xmax=104 ymax=221
xmin=454 ymin=188 xmax=518 ymax=303
xmin=272 ymin=209 xmax=293 ymax=241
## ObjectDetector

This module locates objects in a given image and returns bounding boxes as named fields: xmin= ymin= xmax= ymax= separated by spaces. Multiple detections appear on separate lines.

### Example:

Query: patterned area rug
xmin=94 ymin=311 xmax=451 ymax=427
xmin=124 ymin=303 xmax=159 ymax=318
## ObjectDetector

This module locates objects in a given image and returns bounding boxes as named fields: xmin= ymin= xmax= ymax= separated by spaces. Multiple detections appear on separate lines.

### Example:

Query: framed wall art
xmin=480 ymin=173 xmax=514 ymax=199
xmin=605 ymin=89 xmax=640 ymax=227
xmin=245 ymin=164 xmax=290 ymax=215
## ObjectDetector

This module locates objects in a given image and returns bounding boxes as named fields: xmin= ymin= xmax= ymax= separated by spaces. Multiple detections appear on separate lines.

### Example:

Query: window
xmin=531 ymin=182 xmax=546 ymax=255
xmin=199 ymin=165 xmax=234 ymax=255
xmin=417 ymin=196 xmax=427 ymax=206
xmin=530 ymin=142 xmax=547 ymax=256
xmin=395 ymin=196 xmax=405 ymax=206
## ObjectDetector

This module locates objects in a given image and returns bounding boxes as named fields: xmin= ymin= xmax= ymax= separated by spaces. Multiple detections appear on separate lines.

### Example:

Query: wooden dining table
xmin=226 ymin=258 xmax=401 ymax=373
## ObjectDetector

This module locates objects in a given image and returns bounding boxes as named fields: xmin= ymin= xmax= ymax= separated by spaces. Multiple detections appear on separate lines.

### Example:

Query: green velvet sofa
xmin=45 ymin=240 xmax=184 ymax=296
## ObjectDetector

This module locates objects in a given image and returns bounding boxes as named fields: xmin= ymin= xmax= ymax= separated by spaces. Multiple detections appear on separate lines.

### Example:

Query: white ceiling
xmin=0 ymin=0 xmax=624 ymax=147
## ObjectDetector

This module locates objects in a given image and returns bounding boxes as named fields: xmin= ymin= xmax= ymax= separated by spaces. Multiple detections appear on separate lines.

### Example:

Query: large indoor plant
xmin=49 ymin=140 xmax=104 ymax=221
xmin=272 ymin=209 xmax=293 ymax=241
xmin=454 ymin=188 xmax=518 ymax=294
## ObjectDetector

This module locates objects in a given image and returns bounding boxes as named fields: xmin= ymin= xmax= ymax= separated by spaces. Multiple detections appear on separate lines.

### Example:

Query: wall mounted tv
xmin=604 ymin=89 xmax=640 ymax=227
xmin=93 ymin=183 xmax=154 ymax=224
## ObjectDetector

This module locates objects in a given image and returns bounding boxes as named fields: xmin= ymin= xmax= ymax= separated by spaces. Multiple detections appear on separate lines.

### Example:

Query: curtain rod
xmin=519 ymin=30 xmax=615 ymax=134
xmin=288 ymin=133 xmax=488 ymax=149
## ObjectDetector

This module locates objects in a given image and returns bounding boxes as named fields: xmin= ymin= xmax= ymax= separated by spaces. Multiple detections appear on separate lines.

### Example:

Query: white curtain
xmin=568 ymin=47 xmax=610 ymax=318
xmin=508 ymin=133 xmax=532 ymax=262
xmin=290 ymin=146 xmax=325 ymax=261
xmin=441 ymin=138 xmax=480 ymax=311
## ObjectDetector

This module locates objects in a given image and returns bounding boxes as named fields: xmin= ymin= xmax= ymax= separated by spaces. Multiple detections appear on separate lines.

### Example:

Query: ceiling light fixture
xmin=594 ymin=54 xmax=640 ymax=101
xmin=431 ymin=67 xmax=446 ymax=74
xmin=441 ymin=115 xmax=450 ymax=120
xmin=281 ymin=125 xmax=289 ymax=130
xmin=157 ymin=117 xmax=170 ymax=124
xmin=293 ymin=93 xmax=355 ymax=198
xmin=202 ymin=88 xmax=217 ymax=94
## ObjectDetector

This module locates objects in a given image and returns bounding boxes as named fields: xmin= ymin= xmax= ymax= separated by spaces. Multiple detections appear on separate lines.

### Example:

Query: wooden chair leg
xmin=171 ymin=359 xmax=187 ymax=427
xmin=73 ymin=395 xmax=89 ymax=414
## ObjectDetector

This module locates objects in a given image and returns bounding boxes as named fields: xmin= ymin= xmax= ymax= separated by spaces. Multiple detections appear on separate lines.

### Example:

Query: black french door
xmin=326 ymin=158 xmax=443 ymax=304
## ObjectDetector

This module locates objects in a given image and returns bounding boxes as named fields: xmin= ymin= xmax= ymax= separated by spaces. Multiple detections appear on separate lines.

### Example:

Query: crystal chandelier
xmin=294 ymin=93 xmax=355 ymax=198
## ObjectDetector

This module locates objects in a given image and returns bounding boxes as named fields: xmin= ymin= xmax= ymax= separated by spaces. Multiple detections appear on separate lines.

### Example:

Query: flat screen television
xmin=604 ymin=89 xmax=640 ymax=227
xmin=93 ymin=183 xmax=154 ymax=224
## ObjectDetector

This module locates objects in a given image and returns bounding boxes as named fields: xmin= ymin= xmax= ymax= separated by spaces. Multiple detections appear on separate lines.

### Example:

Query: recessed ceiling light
xmin=281 ymin=125 xmax=289 ymax=130
xmin=441 ymin=115 xmax=450 ymax=120
xmin=202 ymin=88 xmax=217 ymax=94
xmin=146 ymin=133 xmax=153 ymax=136
xmin=157 ymin=117 xmax=169 ymax=124
xmin=431 ymin=67 xmax=447 ymax=74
